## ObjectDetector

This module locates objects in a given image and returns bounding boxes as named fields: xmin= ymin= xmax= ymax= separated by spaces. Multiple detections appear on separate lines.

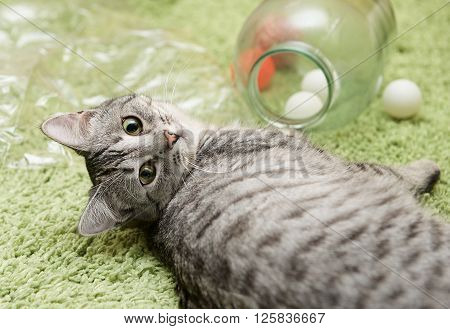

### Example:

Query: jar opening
xmin=248 ymin=41 xmax=338 ymax=129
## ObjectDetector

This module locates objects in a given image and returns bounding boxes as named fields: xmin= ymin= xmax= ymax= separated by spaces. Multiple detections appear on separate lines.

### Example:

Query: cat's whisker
xmin=95 ymin=173 xmax=122 ymax=200
xmin=150 ymin=95 xmax=164 ymax=122
xmin=91 ymin=170 xmax=118 ymax=189
xmin=179 ymin=167 xmax=189 ymax=188
xmin=81 ymin=173 xmax=121 ymax=219
xmin=178 ymin=152 xmax=201 ymax=184
xmin=164 ymin=60 xmax=176 ymax=105
xmin=170 ymin=57 xmax=193 ymax=107
xmin=179 ymin=153 xmax=193 ymax=174
xmin=150 ymin=101 xmax=166 ymax=122
xmin=124 ymin=177 xmax=139 ymax=203
xmin=156 ymin=105 xmax=165 ymax=122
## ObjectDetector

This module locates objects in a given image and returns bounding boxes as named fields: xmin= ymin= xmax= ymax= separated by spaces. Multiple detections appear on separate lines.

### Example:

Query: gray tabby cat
xmin=41 ymin=94 xmax=450 ymax=308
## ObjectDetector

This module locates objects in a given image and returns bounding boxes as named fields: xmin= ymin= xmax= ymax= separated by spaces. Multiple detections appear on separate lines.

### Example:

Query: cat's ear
xmin=78 ymin=187 xmax=118 ymax=236
xmin=41 ymin=110 xmax=95 ymax=151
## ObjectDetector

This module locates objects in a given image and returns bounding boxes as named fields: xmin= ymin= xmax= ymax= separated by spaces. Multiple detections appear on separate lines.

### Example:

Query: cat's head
xmin=41 ymin=94 xmax=196 ymax=236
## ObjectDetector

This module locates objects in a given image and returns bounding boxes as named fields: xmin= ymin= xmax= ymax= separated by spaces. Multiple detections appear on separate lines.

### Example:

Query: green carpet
xmin=0 ymin=0 xmax=448 ymax=308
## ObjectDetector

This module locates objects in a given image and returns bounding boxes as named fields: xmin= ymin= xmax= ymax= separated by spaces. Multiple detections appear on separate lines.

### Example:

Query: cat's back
xmin=155 ymin=129 xmax=450 ymax=308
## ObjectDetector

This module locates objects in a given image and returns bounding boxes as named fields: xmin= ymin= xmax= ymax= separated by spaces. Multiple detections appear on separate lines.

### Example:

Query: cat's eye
xmin=139 ymin=163 xmax=156 ymax=185
xmin=122 ymin=116 xmax=142 ymax=136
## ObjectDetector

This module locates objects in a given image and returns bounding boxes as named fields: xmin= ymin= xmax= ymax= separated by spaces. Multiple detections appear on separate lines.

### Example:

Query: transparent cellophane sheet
xmin=0 ymin=1 xmax=233 ymax=168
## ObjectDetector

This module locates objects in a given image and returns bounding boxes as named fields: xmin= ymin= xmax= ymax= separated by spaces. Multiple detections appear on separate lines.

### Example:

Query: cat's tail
xmin=397 ymin=159 xmax=440 ymax=194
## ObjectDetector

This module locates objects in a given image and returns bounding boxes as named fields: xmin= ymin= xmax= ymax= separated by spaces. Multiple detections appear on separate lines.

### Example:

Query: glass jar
xmin=232 ymin=0 xmax=396 ymax=129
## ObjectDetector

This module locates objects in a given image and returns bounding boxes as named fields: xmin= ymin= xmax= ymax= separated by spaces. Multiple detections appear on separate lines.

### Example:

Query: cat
xmin=41 ymin=94 xmax=450 ymax=308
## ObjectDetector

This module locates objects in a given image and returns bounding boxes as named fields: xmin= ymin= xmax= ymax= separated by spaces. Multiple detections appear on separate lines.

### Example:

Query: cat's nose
xmin=164 ymin=130 xmax=179 ymax=149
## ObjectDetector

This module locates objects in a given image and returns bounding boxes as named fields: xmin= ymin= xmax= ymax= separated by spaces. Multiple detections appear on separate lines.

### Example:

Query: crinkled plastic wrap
xmin=0 ymin=1 xmax=232 ymax=168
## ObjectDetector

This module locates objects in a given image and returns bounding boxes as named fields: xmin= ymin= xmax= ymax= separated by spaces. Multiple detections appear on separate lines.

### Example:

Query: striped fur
xmin=41 ymin=95 xmax=449 ymax=308
xmin=153 ymin=129 xmax=449 ymax=308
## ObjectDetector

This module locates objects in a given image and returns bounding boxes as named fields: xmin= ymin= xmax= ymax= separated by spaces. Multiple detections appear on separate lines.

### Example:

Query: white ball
xmin=382 ymin=79 xmax=422 ymax=119
xmin=301 ymin=69 xmax=329 ymax=101
xmin=284 ymin=91 xmax=323 ymax=120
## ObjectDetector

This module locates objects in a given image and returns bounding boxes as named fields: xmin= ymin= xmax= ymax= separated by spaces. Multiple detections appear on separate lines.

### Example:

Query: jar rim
xmin=248 ymin=41 xmax=338 ymax=129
